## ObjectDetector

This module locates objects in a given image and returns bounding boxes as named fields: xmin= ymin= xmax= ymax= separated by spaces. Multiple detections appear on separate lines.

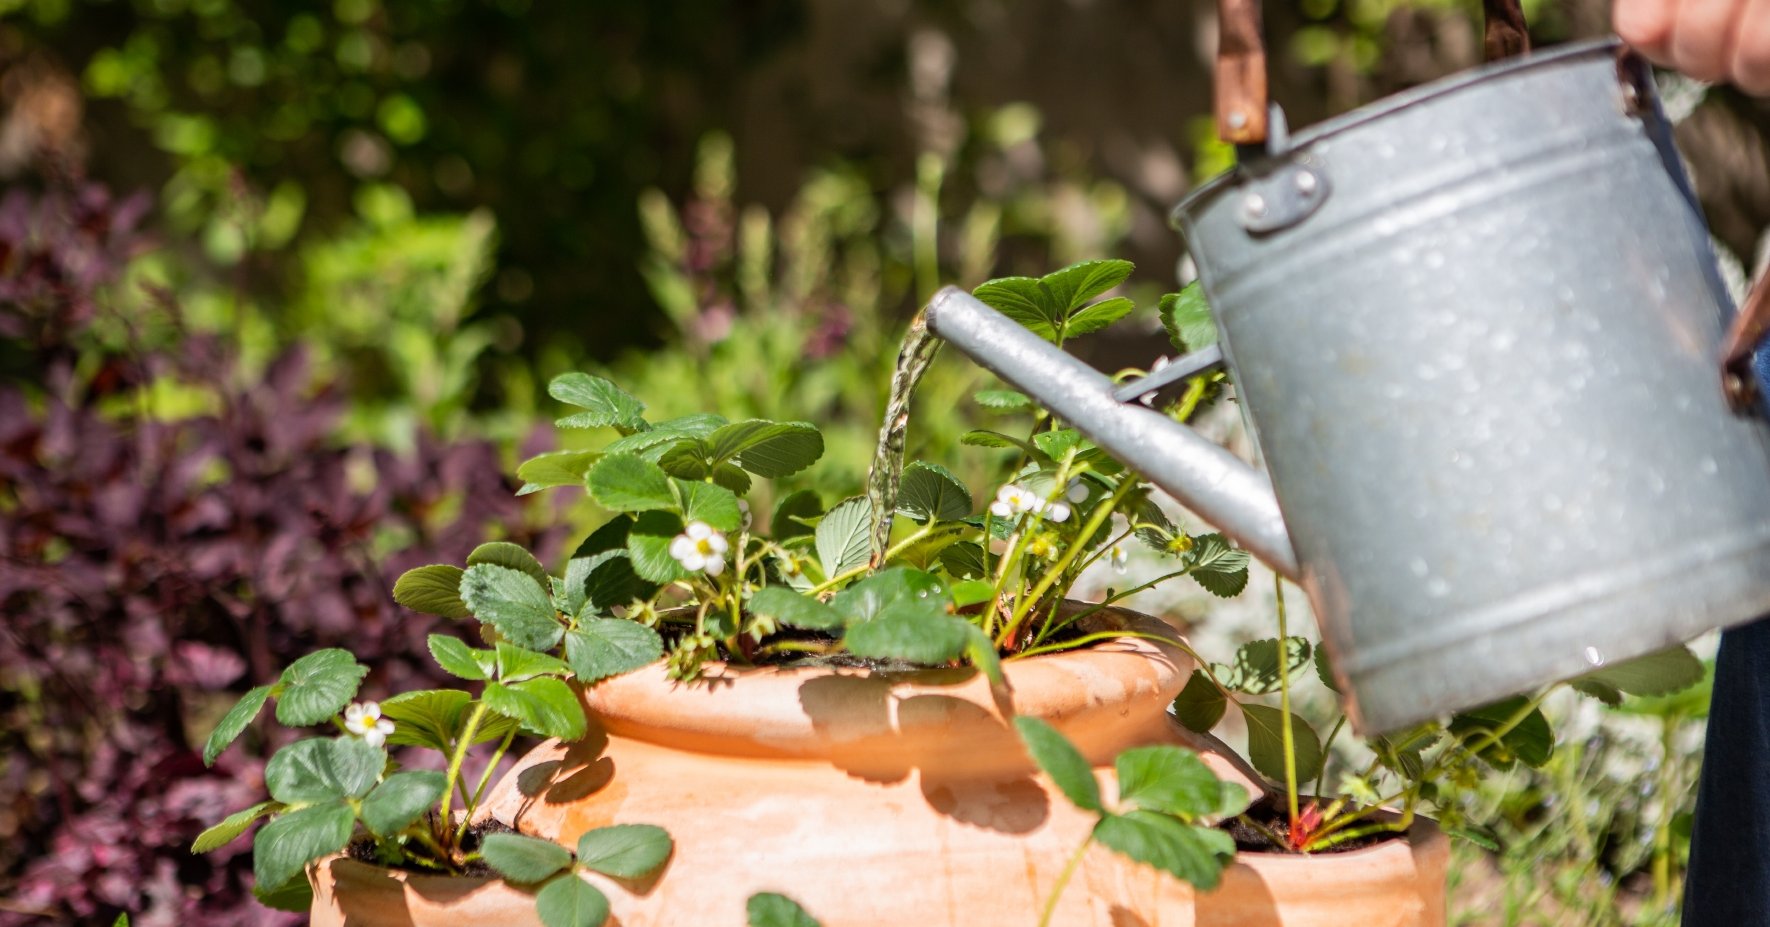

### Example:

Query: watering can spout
xmin=926 ymin=287 xmax=1301 ymax=580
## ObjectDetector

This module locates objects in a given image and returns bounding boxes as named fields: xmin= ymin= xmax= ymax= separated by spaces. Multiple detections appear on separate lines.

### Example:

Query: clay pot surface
xmin=308 ymin=855 xmax=542 ymax=927
xmin=1199 ymin=814 xmax=1449 ymax=927
xmin=479 ymin=605 xmax=1255 ymax=926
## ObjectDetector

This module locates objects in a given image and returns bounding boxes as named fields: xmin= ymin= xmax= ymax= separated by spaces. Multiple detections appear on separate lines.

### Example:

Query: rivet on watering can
xmin=1228 ymin=110 xmax=1248 ymax=130
xmin=1242 ymin=194 xmax=1268 ymax=222
xmin=1295 ymin=171 xmax=1319 ymax=197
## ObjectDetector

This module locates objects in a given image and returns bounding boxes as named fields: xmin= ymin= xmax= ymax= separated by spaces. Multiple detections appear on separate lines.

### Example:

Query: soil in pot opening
xmin=346 ymin=817 xmax=516 ymax=877
xmin=1225 ymin=796 xmax=1404 ymax=854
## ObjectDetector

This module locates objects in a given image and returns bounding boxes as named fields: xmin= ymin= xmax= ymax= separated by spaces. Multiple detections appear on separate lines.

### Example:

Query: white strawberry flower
xmin=344 ymin=701 xmax=395 ymax=748
xmin=1109 ymin=543 xmax=1130 ymax=574
xmin=990 ymin=483 xmax=1037 ymax=518
xmin=1044 ymin=500 xmax=1072 ymax=523
xmin=669 ymin=521 xmax=729 ymax=576
xmin=737 ymin=499 xmax=752 ymax=530
xmin=1065 ymin=479 xmax=1089 ymax=504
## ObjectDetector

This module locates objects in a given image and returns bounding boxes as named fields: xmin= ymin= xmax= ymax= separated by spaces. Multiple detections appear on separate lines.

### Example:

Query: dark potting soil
xmin=1223 ymin=797 xmax=1403 ymax=855
xmin=347 ymin=817 xmax=517 ymax=877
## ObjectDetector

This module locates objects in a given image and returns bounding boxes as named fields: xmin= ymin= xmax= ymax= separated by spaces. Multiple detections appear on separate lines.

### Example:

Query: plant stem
xmin=1274 ymin=576 xmax=1300 ymax=828
xmin=1010 ymin=628 xmax=1184 ymax=660
xmin=464 ymin=724 xmax=520 ymax=828
xmin=999 ymin=477 xmax=1136 ymax=647
xmin=1305 ymin=807 xmax=1413 ymax=852
xmin=1314 ymin=715 xmax=1347 ymax=800
xmin=806 ymin=524 xmax=938 ymax=596
xmin=1032 ymin=568 xmax=1191 ymax=647
xmin=1651 ymin=714 xmax=1676 ymax=912
xmin=1038 ymin=837 xmax=1092 ymax=927
xmin=438 ymin=701 xmax=489 ymax=838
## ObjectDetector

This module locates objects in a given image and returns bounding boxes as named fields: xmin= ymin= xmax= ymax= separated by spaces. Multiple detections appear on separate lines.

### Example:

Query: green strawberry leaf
xmin=360 ymin=771 xmax=448 ymax=837
xmin=549 ymin=373 xmax=646 ymax=432
xmin=274 ymin=650 xmax=369 ymax=726
xmin=575 ymin=823 xmax=673 ymax=878
xmin=253 ymin=801 xmax=356 ymax=891
xmin=481 ymin=832 xmax=573 ymax=884
xmin=392 ymin=565 xmax=471 ymax=619
xmin=1013 ymin=716 xmax=1101 ymax=813
xmin=204 ymin=684 xmax=272 ymax=765
xmin=564 ymin=619 xmax=664 ymax=684
xmin=461 ymin=564 xmax=564 ymax=651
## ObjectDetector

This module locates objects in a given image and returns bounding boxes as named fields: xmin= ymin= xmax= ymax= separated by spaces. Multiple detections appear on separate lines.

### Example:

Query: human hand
xmin=1613 ymin=0 xmax=1770 ymax=94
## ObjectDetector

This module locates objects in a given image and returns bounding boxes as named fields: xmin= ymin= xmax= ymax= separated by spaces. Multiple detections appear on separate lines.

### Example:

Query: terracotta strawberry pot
xmin=1197 ymin=813 xmax=1449 ymax=927
xmin=477 ymin=604 xmax=1261 ymax=926
xmin=308 ymin=855 xmax=542 ymax=927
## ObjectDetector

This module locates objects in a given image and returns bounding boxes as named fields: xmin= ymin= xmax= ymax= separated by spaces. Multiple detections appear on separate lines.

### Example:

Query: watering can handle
xmin=1213 ymin=0 xmax=1530 ymax=148
xmin=1214 ymin=0 xmax=1268 ymax=145
xmin=1720 ymin=272 xmax=1770 ymax=413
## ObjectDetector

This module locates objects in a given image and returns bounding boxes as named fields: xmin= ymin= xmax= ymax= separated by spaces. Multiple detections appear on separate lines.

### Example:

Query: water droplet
xmin=1409 ymin=557 xmax=1428 ymax=577
xmin=1700 ymin=457 xmax=1718 ymax=475
xmin=1583 ymin=646 xmax=1604 ymax=667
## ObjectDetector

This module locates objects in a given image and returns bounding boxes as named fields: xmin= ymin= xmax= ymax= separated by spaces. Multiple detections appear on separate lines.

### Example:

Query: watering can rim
xmin=1170 ymin=35 xmax=1627 ymax=230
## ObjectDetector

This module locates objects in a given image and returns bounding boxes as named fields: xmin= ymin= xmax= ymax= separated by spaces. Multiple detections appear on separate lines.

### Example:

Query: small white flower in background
xmin=669 ymin=521 xmax=729 ymax=576
xmin=1065 ymin=479 xmax=1089 ymax=504
xmin=1138 ymin=356 xmax=1172 ymax=407
xmin=1044 ymin=501 xmax=1072 ymax=523
xmin=344 ymin=701 xmax=395 ymax=748
xmin=1109 ymin=543 xmax=1130 ymax=574
xmin=737 ymin=499 xmax=752 ymax=530
xmin=990 ymin=483 xmax=1037 ymax=518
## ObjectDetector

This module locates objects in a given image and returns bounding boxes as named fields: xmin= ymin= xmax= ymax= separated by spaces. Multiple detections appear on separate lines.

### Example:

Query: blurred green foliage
xmin=17 ymin=0 xmax=805 ymax=361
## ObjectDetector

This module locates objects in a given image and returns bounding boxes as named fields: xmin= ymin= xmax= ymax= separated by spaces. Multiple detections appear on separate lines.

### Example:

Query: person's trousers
xmin=1682 ymin=617 xmax=1770 ymax=925
xmin=1683 ymin=348 xmax=1770 ymax=925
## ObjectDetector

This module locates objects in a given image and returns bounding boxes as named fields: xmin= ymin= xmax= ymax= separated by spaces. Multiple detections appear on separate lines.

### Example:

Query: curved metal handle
xmin=1214 ymin=0 xmax=1268 ymax=146
xmin=1721 ymin=271 xmax=1770 ymax=413
xmin=925 ymin=287 xmax=1301 ymax=579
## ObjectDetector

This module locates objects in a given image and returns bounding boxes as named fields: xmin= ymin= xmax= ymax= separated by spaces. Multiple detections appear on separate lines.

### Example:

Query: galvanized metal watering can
xmin=927 ymin=37 xmax=1770 ymax=734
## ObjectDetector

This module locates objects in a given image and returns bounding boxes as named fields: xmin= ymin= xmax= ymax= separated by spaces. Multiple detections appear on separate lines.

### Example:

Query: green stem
xmin=1011 ymin=628 xmax=1183 ymax=660
xmin=438 ymin=701 xmax=489 ymax=834
xmin=1274 ymin=576 xmax=1300 ymax=828
xmin=464 ymin=725 xmax=520 ymax=827
xmin=1314 ymin=715 xmax=1347 ymax=800
xmin=999 ymin=477 xmax=1136 ymax=647
xmin=1305 ymin=808 xmax=1413 ymax=853
xmin=1038 ymin=837 xmax=1092 ymax=927
xmin=1033 ymin=568 xmax=1192 ymax=647
xmin=806 ymin=524 xmax=937 ymax=596
xmin=1651 ymin=714 xmax=1676 ymax=912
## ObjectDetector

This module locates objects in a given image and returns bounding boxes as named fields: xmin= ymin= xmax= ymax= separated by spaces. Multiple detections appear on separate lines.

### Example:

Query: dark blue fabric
xmin=1682 ymin=344 xmax=1770 ymax=926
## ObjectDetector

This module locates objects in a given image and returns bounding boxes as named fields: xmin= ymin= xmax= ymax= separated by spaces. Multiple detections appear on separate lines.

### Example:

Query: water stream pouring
xmin=927 ymin=38 xmax=1770 ymax=734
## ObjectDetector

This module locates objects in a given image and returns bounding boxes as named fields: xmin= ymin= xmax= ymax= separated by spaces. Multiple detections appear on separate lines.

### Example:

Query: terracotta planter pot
xmin=476 ymin=605 xmax=1263 ymax=926
xmin=308 ymin=855 xmax=541 ymax=927
xmin=1198 ymin=814 xmax=1449 ymax=927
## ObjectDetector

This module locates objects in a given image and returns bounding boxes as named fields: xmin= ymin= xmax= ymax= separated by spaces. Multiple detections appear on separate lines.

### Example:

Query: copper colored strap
xmin=1215 ymin=0 xmax=1268 ymax=145
xmin=1721 ymin=272 xmax=1770 ymax=413
xmin=1482 ymin=0 xmax=1531 ymax=61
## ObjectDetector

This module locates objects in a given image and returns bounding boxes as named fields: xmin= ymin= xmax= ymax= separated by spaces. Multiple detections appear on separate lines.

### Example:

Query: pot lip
xmin=583 ymin=599 xmax=1183 ymax=695
xmin=573 ymin=600 xmax=1191 ymax=758
xmin=1225 ymin=810 xmax=1446 ymax=867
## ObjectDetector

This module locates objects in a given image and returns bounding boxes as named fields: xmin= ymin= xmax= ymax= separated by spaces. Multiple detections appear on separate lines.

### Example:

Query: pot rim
xmin=575 ymin=600 xmax=1191 ymax=762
